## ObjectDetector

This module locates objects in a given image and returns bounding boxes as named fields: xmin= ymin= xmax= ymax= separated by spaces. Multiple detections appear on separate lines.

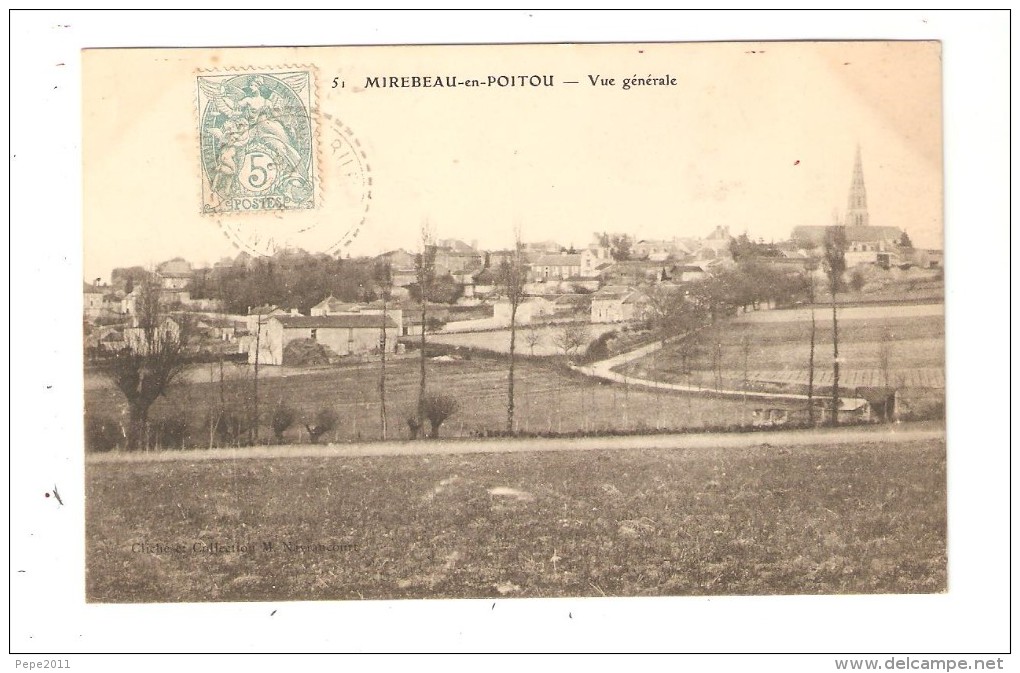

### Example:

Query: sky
xmin=82 ymin=41 xmax=942 ymax=283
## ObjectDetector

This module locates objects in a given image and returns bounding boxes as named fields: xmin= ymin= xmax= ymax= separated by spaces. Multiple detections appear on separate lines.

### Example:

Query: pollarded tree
xmin=103 ymin=278 xmax=193 ymax=449
xmin=305 ymin=407 xmax=339 ymax=443
xmin=421 ymin=391 xmax=460 ymax=439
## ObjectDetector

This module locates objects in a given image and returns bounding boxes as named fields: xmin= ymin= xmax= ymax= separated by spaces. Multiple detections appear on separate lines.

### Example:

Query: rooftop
xmin=274 ymin=314 xmax=398 ymax=329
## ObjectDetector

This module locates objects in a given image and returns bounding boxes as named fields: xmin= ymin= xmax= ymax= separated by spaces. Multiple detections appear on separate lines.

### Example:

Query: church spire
xmin=845 ymin=144 xmax=869 ymax=227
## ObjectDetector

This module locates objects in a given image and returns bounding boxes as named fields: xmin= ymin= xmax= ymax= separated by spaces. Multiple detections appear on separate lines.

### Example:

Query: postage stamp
xmin=197 ymin=69 xmax=317 ymax=213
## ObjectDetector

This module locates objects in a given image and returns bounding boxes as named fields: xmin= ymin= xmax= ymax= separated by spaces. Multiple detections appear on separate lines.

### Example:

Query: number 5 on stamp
xmin=197 ymin=70 xmax=317 ymax=213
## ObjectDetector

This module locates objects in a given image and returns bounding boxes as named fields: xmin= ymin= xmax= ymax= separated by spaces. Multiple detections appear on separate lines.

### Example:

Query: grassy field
xmin=85 ymin=357 xmax=757 ymax=448
xmin=427 ymin=323 xmax=620 ymax=356
xmin=85 ymin=436 xmax=946 ymax=602
xmin=617 ymin=313 xmax=944 ymax=393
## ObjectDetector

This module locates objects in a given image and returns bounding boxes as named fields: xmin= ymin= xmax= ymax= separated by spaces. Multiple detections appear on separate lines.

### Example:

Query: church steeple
xmin=845 ymin=144 xmax=870 ymax=227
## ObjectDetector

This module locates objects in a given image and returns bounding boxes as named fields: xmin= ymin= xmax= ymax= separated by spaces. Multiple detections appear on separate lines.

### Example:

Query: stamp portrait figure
xmin=198 ymin=71 xmax=315 ymax=213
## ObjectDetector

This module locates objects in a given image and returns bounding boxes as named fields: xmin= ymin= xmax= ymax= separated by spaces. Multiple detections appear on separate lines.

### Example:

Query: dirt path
xmin=86 ymin=422 xmax=944 ymax=463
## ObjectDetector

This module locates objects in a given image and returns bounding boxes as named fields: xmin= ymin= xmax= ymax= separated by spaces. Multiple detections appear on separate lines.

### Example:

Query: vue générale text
xmin=353 ymin=74 xmax=678 ymax=90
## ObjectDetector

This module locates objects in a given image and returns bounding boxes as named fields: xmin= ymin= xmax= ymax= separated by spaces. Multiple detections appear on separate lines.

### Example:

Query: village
xmin=83 ymin=152 xmax=945 ymax=452
xmin=84 ymin=220 xmax=941 ymax=367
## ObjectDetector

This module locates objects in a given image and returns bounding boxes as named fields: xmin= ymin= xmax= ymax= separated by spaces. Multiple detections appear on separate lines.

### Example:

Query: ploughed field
xmin=86 ymin=437 xmax=946 ymax=601
xmin=84 ymin=358 xmax=756 ymax=446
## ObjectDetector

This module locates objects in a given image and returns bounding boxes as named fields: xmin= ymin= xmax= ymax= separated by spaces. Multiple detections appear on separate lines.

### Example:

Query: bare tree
xmin=250 ymin=306 xmax=264 ymax=444
xmin=414 ymin=222 xmax=437 ymax=435
xmin=553 ymin=323 xmax=590 ymax=360
xmin=802 ymin=247 xmax=820 ymax=425
xmin=878 ymin=328 xmax=894 ymax=388
xmin=497 ymin=229 xmax=526 ymax=433
xmin=645 ymin=285 xmax=682 ymax=346
xmin=374 ymin=260 xmax=393 ymax=439
xmin=524 ymin=326 xmax=541 ymax=356
xmin=103 ymin=278 xmax=192 ymax=449
xmin=823 ymin=226 xmax=848 ymax=426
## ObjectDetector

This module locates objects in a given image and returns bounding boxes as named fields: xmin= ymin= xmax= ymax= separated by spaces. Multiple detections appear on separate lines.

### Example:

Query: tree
xmin=645 ymin=285 xmax=687 ymax=346
xmin=414 ymin=223 xmax=438 ymax=434
xmin=878 ymin=328 xmax=894 ymax=388
xmin=849 ymin=268 xmax=867 ymax=293
xmin=406 ymin=414 xmax=423 ymax=440
xmin=599 ymin=232 xmax=633 ymax=261
xmin=823 ymin=226 xmax=848 ymax=426
xmin=102 ymin=278 xmax=192 ymax=449
xmin=409 ymin=273 xmax=462 ymax=304
xmin=553 ymin=323 xmax=590 ymax=360
xmin=803 ymin=256 xmax=820 ymax=425
xmin=270 ymin=401 xmax=297 ymax=443
xmin=898 ymin=230 xmax=914 ymax=249
xmin=524 ymin=326 xmax=542 ymax=356
xmin=497 ymin=230 xmax=526 ymax=433
xmin=374 ymin=260 xmax=393 ymax=440
xmin=729 ymin=232 xmax=783 ymax=262
xmin=421 ymin=392 xmax=459 ymax=438
xmin=305 ymin=407 xmax=338 ymax=443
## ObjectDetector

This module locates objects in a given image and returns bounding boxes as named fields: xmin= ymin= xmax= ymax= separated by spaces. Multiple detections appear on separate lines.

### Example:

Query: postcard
xmin=77 ymin=41 xmax=947 ymax=610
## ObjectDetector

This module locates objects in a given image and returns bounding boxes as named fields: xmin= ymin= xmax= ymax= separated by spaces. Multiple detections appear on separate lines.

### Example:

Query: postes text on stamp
xmin=198 ymin=70 xmax=316 ymax=213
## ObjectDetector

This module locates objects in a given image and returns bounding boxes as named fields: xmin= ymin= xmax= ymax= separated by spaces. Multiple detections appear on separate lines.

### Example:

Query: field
xmin=85 ymin=436 xmax=947 ymax=602
xmin=84 ymin=357 xmax=757 ymax=447
xmin=426 ymin=323 xmax=620 ymax=356
xmin=617 ymin=308 xmax=945 ymax=395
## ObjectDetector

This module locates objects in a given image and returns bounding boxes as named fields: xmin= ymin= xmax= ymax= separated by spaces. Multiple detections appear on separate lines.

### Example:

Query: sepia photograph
xmin=8 ymin=9 xmax=1011 ymax=661
xmin=80 ymin=40 xmax=946 ymax=603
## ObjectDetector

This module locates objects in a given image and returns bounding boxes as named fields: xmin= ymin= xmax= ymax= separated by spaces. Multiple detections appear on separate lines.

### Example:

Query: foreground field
xmin=86 ymin=435 xmax=946 ymax=602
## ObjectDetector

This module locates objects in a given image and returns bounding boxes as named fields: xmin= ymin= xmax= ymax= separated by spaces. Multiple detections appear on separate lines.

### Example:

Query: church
xmin=791 ymin=146 xmax=904 ymax=268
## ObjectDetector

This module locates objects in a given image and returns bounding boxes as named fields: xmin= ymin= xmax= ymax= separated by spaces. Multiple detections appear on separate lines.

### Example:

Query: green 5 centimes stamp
xmin=198 ymin=70 xmax=316 ymax=213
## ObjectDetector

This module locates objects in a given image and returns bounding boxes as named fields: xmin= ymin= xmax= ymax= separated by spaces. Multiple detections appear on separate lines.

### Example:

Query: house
xmin=528 ymin=253 xmax=583 ymax=282
xmin=196 ymin=315 xmax=239 ymax=342
xmin=902 ymin=248 xmax=944 ymax=269
xmin=631 ymin=238 xmax=693 ymax=262
xmin=493 ymin=297 xmax=555 ymax=326
xmin=123 ymin=317 xmax=182 ymax=354
xmin=523 ymin=240 xmax=563 ymax=255
xmin=377 ymin=249 xmax=417 ymax=269
xmin=792 ymin=224 xmax=904 ymax=267
xmin=434 ymin=242 xmax=484 ymax=275
xmin=246 ymin=305 xmax=290 ymax=334
xmin=700 ymin=225 xmax=734 ymax=257
xmin=156 ymin=258 xmax=193 ymax=298
xmin=83 ymin=282 xmax=105 ymax=320
xmin=552 ymin=293 xmax=593 ymax=317
xmin=252 ymin=314 xmax=400 ymax=366
xmin=310 ymin=297 xmax=403 ymax=334
xmin=590 ymin=286 xmax=651 ymax=323
xmin=310 ymin=295 xmax=359 ymax=316
xmin=672 ymin=265 xmax=709 ymax=282
xmin=603 ymin=260 xmax=669 ymax=286
xmin=563 ymin=276 xmax=601 ymax=292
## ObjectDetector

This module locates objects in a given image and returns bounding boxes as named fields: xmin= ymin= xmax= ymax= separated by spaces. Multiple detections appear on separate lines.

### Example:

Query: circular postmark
xmin=198 ymin=69 xmax=370 ymax=257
